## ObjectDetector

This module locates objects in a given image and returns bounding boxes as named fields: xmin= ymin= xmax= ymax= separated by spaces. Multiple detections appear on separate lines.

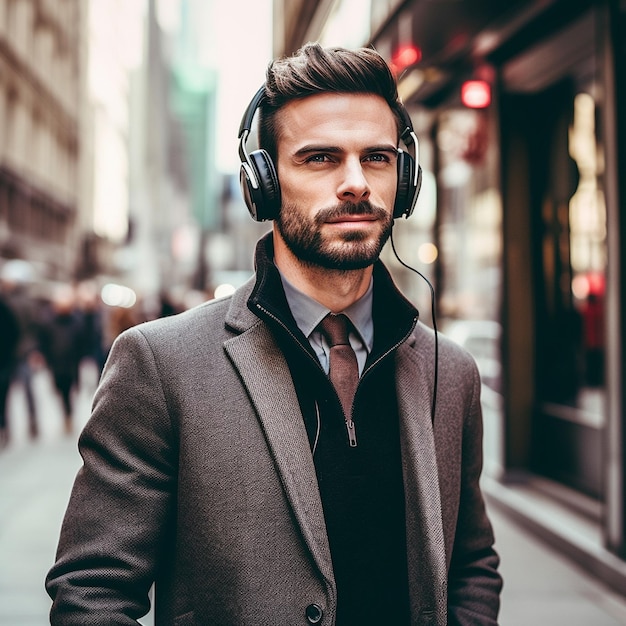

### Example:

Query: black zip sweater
xmin=247 ymin=234 xmax=420 ymax=625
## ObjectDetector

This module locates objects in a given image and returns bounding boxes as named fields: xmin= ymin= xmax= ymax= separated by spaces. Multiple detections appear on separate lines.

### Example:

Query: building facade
xmin=0 ymin=0 xmax=82 ymax=283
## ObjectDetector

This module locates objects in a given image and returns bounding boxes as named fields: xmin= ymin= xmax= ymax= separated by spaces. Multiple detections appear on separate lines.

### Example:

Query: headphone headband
xmin=238 ymin=86 xmax=266 ymax=138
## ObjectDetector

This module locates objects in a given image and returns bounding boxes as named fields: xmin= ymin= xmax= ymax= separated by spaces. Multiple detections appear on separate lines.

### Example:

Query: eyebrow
xmin=293 ymin=144 xmax=398 ymax=158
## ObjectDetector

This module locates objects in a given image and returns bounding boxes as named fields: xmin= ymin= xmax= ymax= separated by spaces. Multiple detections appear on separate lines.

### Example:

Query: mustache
xmin=314 ymin=201 xmax=388 ymax=224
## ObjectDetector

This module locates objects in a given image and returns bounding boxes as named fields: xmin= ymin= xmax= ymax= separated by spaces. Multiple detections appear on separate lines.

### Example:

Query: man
xmin=0 ymin=285 xmax=21 ymax=447
xmin=39 ymin=285 xmax=85 ymax=434
xmin=47 ymin=43 xmax=502 ymax=625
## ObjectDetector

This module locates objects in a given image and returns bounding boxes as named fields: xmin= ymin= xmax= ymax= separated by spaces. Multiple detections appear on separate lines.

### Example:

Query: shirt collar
xmin=279 ymin=270 xmax=375 ymax=354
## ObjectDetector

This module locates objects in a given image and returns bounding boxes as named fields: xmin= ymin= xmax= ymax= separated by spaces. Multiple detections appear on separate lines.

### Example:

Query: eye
xmin=363 ymin=152 xmax=393 ymax=163
xmin=305 ymin=153 xmax=333 ymax=163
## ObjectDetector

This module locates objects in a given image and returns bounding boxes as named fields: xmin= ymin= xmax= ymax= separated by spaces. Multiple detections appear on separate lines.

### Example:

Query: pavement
xmin=1 ymin=364 xmax=626 ymax=625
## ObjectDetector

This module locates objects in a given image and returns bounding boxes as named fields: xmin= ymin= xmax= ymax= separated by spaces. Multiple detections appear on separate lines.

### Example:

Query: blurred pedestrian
xmin=106 ymin=302 xmax=139 ymax=342
xmin=1 ymin=266 xmax=42 ymax=439
xmin=39 ymin=285 xmax=84 ymax=434
xmin=158 ymin=290 xmax=178 ymax=317
xmin=47 ymin=44 xmax=501 ymax=625
xmin=76 ymin=281 xmax=107 ymax=380
xmin=0 ymin=289 xmax=20 ymax=448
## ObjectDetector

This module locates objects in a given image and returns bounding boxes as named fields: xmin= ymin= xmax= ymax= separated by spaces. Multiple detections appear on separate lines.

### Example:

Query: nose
xmin=337 ymin=158 xmax=370 ymax=203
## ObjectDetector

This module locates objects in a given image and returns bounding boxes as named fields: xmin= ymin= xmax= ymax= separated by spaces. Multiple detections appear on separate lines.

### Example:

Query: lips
xmin=325 ymin=214 xmax=378 ymax=223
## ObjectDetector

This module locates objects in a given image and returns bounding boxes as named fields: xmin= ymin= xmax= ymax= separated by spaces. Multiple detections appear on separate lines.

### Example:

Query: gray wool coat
xmin=46 ymin=275 xmax=501 ymax=626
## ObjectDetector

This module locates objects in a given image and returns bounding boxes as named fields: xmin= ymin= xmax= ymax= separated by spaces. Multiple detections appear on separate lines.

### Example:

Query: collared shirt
xmin=279 ymin=271 xmax=374 ymax=376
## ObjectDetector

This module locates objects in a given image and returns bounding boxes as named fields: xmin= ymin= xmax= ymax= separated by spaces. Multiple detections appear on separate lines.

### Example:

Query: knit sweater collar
xmin=246 ymin=232 xmax=419 ymax=365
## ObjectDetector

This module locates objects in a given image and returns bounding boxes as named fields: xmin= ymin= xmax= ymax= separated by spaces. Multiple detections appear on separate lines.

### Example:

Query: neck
xmin=273 ymin=231 xmax=373 ymax=312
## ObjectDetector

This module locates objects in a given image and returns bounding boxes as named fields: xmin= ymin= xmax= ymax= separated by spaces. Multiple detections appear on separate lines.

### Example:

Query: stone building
xmin=0 ymin=0 xmax=82 ymax=282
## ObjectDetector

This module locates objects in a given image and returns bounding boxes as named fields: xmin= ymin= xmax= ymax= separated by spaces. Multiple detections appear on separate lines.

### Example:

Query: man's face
xmin=274 ymin=93 xmax=398 ymax=270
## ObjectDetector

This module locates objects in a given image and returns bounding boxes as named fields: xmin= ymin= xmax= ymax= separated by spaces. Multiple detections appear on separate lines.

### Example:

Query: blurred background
xmin=1 ymin=0 xmax=626 ymax=624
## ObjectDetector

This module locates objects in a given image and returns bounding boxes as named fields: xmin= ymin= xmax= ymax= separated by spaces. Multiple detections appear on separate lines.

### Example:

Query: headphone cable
xmin=390 ymin=227 xmax=439 ymax=424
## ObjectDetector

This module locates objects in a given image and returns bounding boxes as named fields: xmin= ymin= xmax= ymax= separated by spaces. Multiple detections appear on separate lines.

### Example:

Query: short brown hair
xmin=259 ymin=42 xmax=404 ymax=162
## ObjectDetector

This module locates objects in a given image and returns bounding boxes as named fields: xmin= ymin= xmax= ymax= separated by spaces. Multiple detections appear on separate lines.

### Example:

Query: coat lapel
xmin=396 ymin=337 xmax=448 ymax=624
xmin=223 ymin=318 xmax=334 ymax=586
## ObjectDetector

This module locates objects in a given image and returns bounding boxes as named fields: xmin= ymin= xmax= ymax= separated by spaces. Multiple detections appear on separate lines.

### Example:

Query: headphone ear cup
xmin=394 ymin=151 xmax=421 ymax=219
xmin=239 ymin=162 xmax=263 ymax=221
xmin=248 ymin=149 xmax=281 ymax=221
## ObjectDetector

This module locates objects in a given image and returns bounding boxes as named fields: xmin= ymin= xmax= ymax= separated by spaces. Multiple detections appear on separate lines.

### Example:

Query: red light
xmin=391 ymin=44 xmax=422 ymax=74
xmin=461 ymin=80 xmax=491 ymax=108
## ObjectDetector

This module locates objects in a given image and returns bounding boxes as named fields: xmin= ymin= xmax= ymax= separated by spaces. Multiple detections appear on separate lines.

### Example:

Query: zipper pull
xmin=345 ymin=419 xmax=357 ymax=447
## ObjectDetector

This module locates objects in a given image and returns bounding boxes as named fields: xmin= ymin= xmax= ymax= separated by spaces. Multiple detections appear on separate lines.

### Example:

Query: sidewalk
xmin=0 ymin=366 xmax=154 ymax=626
xmin=1 ymin=368 xmax=626 ymax=624
xmin=488 ymin=502 xmax=626 ymax=625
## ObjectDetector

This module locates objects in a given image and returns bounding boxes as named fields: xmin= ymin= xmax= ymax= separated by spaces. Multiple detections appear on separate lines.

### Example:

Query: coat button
xmin=305 ymin=603 xmax=323 ymax=624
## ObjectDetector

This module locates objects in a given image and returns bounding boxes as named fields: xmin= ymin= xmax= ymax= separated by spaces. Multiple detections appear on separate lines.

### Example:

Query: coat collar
xmin=242 ymin=232 xmax=420 ymax=356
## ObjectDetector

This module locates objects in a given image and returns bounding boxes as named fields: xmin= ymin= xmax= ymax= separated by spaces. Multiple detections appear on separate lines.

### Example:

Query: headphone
xmin=238 ymin=86 xmax=423 ymax=222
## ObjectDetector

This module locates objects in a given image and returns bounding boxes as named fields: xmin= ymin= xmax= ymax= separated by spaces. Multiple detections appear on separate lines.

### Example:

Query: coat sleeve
xmin=45 ymin=326 xmax=178 ymax=625
xmin=447 ymin=365 xmax=503 ymax=625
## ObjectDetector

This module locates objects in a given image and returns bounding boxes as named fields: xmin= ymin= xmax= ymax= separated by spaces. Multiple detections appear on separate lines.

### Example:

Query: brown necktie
xmin=319 ymin=313 xmax=359 ymax=447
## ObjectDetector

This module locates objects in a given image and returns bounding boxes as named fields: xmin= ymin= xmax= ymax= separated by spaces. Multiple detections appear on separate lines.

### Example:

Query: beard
xmin=275 ymin=200 xmax=393 ymax=270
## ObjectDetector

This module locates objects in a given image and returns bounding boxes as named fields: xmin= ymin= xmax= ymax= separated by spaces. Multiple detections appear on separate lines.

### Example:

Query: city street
xmin=1 ymin=365 xmax=626 ymax=625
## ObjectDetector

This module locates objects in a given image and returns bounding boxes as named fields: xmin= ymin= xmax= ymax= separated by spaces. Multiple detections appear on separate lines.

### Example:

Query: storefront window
xmin=568 ymin=92 xmax=607 ymax=405
xmin=435 ymin=105 xmax=504 ymax=477
xmin=436 ymin=108 xmax=502 ymax=324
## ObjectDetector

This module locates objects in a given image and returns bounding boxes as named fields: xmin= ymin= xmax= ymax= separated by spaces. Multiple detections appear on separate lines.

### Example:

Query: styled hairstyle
xmin=259 ymin=42 xmax=404 ymax=162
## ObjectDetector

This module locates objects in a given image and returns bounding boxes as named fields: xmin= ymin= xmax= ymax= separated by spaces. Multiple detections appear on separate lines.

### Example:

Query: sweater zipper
xmin=352 ymin=315 xmax=420 ymax=442
xmin=344 ymin=316 xmax=417 ymax=447
xmin=255 ymin=304 xmax=419 ymax=448
xmin=255 ymin=303 xmax=358 ymax=447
